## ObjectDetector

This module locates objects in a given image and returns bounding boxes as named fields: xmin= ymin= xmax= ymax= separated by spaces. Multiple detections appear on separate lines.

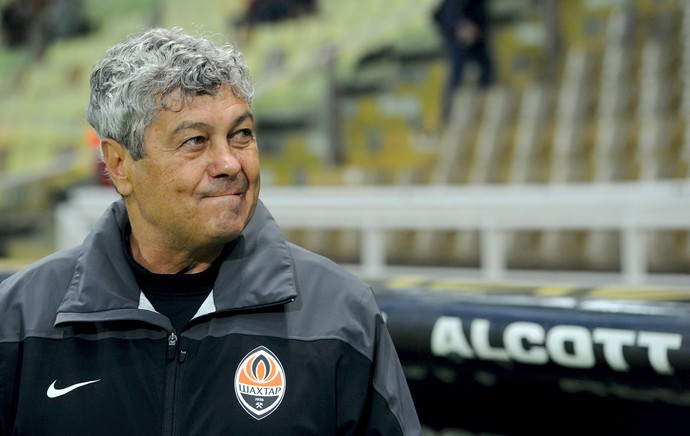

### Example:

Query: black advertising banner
xmin=374 ymin=281 xmax=690 ymax=435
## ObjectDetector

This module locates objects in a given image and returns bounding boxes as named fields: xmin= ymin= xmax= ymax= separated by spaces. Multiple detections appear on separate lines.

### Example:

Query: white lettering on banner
xmin=592 ymin=328 xmax=636 ymax=371
xmin=430 ymin=316 xmax=475 ymax=359
xmin=471 ymin=319 xmax=509 ymax=361
xmin=504 ymin=322 xmax=548 ymax=364
xmin=547 ymin=325 xmax=595 ymax=369
xmin=637 ymin=332 xmax=683 ymax=374
xmin=430 ymin=316 xmax=683 ymax=375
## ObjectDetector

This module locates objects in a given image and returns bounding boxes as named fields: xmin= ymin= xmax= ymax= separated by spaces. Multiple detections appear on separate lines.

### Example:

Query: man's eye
xmin=230 ymin=128 xmax=254 ymax=145
xmin=182 ymin=136 xmax=206 ymax=148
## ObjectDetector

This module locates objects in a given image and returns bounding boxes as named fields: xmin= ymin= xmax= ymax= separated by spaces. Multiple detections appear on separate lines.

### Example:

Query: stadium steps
xmin=493 ymin=18 xmax=546 ymax=89
xmin=466 ymin=86 xmax=517 ymax=184
xmin=585 ymin=5 xmax=638 ymax=270
xmin=506 ymin=84 xmax=554 ymax=184
xmin=220 ymin=0 xmax=690 ymax=273
xmin=398 ymin=0 xmax=690 ymax=272
xmin=3 ymin=0 xmax=690 ymax=274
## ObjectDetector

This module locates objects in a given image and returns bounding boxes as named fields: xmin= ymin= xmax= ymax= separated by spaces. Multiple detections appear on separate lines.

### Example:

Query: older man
xmin=0 ymin=27 xmax=421 ymax=435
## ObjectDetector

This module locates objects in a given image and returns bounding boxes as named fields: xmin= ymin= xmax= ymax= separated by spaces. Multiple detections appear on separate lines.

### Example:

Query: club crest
xmin=234 ymin=346 xmax=286 ymax=420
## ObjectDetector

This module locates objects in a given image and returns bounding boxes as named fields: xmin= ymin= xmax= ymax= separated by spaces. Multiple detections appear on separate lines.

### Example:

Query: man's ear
xmin=101 ymin=138 xmax=134 ymax=196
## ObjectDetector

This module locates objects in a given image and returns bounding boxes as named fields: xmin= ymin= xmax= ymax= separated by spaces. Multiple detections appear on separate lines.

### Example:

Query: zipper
xmin=159 ymin=297 xmax=294 ymax=434
xmin=162 ymin=331 xmax=187 ymax=436
xmin=167 ymin=332 xmax=177 ymax=361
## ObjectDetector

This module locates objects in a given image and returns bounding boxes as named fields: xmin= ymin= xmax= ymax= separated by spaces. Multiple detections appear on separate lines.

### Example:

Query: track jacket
xmin=0 ymin=199 xmax=421 ymax=435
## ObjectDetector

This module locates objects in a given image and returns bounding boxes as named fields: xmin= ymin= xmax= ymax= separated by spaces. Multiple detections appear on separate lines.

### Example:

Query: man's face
xmin=119 ymin=86 xmax=260 ymax=252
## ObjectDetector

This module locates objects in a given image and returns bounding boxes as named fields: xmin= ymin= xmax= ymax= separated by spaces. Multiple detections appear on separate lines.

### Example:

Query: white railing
xmin=56 ymin=180 xmax=690 ymax=286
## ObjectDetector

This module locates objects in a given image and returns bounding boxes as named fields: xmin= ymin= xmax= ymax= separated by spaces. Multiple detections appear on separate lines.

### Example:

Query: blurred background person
xmin=433 ymin=0 xmax=495 ymax=126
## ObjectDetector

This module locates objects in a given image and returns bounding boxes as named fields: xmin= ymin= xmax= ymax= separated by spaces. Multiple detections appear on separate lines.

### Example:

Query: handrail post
xmin=481 ymin=226 xmax=506 ymax=281
xmin=361 ymin=227 xmax=386 ymax=278
xmin=621 ymin=225 xmax=646 ymax=284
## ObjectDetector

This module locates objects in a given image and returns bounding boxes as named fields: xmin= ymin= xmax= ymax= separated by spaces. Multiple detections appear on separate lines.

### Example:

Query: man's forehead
xmin=156 ymin=90 xmax=252 ymax=127
xmin=158 ymin=85 xmax=248 ymax=113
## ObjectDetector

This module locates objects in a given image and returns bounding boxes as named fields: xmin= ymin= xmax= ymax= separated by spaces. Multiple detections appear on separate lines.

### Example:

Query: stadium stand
xmin=1 ymin=0 xmax=689 ymax=276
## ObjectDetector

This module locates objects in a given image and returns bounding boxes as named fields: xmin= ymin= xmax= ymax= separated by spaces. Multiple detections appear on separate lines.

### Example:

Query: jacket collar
xmin=55 ymin=199 xmax=297 ymax=326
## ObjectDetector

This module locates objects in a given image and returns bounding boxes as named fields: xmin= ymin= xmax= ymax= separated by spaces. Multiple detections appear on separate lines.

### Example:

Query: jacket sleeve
xmin=365 ymin=313 xmax=423 ymax=435
xmin=333 ymin=287 xmax=422 ymax=435
xmin=0 ymin=340 xmax=18 ymax=436
xmin=0 ymin=277 xmax=19 ymax=436
xmin=0 ymin=252 xmax=77 ymax=436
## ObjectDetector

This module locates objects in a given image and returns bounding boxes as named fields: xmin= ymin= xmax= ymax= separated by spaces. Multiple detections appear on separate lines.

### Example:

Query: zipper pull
xmin=167 ymin=332 xmax=178 ymax=361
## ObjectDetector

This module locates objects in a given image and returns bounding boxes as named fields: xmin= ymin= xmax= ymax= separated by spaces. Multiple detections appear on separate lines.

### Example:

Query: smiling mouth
xmin=202 ymin=191 xmax=243 ymax=199
xmin=211 ymin=191 xmax=241 ymax=197
xmin=201 ymin=179 xmax=248 ymax=199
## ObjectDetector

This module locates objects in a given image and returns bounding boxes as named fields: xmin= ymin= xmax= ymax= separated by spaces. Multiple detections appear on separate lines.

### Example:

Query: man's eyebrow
xmin=172 ymin=121 xmax=208 ymax=136
xmin=171 ymin=111 xmax=254 ymax=136
xmin=233 ymin=111 xmax=254 ymax=129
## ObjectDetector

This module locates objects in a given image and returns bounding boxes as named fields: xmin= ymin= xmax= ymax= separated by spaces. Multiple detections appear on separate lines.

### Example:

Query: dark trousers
xmin=441 ymin=40 xmax=494 ymax=125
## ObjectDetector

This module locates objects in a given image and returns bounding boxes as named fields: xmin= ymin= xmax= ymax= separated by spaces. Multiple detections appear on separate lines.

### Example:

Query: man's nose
xmin=209 ymin=139 xmax=241 ymax=177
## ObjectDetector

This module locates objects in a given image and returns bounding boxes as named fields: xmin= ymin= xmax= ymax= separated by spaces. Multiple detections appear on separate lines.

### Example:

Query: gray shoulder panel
xmin=0 ymin=247 xmax=80 ymax=342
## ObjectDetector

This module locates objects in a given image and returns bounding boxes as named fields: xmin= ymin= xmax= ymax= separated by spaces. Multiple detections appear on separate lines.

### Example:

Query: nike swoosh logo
xmin=47 ymin=379 xmax=101 ymax=398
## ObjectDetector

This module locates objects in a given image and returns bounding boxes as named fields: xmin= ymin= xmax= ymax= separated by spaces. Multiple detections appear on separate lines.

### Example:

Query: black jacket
xmin=0 ymin=200 xmax=421 ymax=435
xmin=433 ymin=0 xmax=489 ymax=45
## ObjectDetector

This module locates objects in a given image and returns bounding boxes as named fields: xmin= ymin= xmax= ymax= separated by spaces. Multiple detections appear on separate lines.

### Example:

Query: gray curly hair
xmin=87 ymin=27 xmax=254 ymax=160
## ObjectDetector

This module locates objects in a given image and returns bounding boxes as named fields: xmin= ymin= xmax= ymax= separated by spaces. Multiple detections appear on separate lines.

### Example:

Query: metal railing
xmin=56 ymin=180 xmax=690 ymax=286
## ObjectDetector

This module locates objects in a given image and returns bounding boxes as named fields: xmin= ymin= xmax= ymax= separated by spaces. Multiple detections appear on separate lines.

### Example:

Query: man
xmin=0 ymin=27 xmax=421 ymax=435
xmin=433 ymin=0 xmax=494 ymax=125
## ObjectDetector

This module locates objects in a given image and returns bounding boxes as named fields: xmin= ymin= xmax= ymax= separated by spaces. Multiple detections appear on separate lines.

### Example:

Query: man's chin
xmin=208 ymin=217 xmax=250 ymax=241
